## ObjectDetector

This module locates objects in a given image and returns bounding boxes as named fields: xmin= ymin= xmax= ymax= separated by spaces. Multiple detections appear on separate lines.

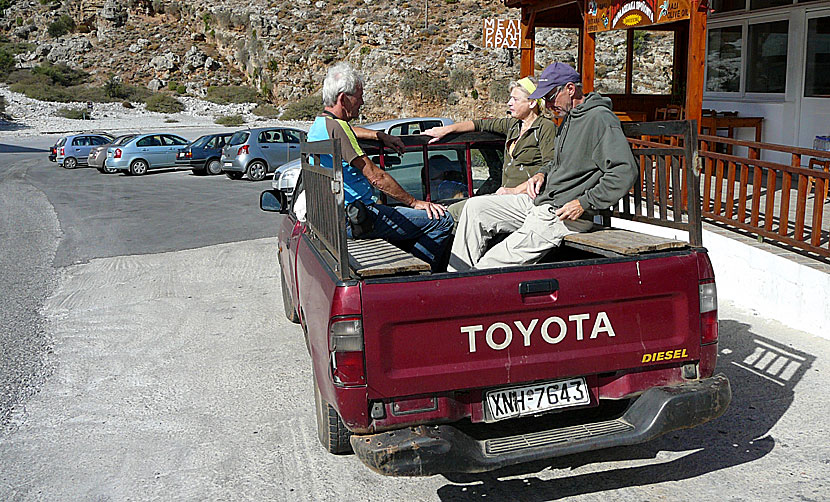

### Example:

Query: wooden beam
xmin=581 ymin=26 xmax=595 ymax=93
xmin=520 ymin=9 xmax=536 ymax=77
xmin=685 ymin=0 xmax=707 ymax=131
xmin=625 ymin=29 xmax=634 ymax=96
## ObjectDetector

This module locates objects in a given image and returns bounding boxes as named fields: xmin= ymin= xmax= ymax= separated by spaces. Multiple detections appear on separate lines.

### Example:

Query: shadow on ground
xmin=0 ymin=144 xmax=45 ymax=154
xmin=435 ymin=319 xmax=815 ymax=501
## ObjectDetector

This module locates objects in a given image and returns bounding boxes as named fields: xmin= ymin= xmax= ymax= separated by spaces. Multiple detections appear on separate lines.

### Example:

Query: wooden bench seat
xmin=347 ymin=239 xmax=430 ymax=277
xmin=563 ymin=227 xmax=688 ymax=257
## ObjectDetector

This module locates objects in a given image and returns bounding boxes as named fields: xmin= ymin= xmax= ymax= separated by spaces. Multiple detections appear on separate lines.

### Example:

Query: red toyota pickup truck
xmin=260 ymin=120 xmax=731 ymax=476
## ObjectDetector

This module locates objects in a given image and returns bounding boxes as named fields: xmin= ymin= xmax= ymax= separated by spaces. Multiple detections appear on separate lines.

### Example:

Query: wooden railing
xmin=619 ymin=120 xmax=702 ymax=246
xmin=300 ymin=138 xmax=350 ymax=281
xmin=698 ymin=135 xmax=830 ymax=258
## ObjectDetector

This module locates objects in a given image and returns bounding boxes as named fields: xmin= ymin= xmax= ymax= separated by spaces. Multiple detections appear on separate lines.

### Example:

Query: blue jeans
xmin=347 ymin=203 xmax=454 ymax=270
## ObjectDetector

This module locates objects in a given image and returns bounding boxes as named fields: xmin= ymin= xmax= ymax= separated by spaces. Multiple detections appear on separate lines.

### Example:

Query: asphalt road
xmin=1 ymin=138 xmax=829 ymax=501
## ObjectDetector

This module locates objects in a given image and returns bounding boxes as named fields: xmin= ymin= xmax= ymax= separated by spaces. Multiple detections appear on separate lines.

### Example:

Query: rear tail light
xmin=237 ymin=145 xmax=249 ymax=156
xmin=114 ymin=148 xmax=122 ymax=159
xmin=185 ymin=151 xmax=192 ymax=158
xmin=699 ymin=280 xmax=718 ymax=345
xmin=60 ymin=147 xmax=64 ymax=155
xmin=329 ymin=316 xmax=365 ymax=386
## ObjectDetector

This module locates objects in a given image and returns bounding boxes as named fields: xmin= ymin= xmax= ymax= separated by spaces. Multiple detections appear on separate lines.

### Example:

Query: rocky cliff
xmin=1 ymin=0 xmax=674 ymax=120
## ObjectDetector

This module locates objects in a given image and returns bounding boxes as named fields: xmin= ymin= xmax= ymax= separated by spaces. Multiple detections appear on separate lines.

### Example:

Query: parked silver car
xmin=88 ymin=134 xmax=137 ymax=173
xmin=272 ymin=117 xmax=453 ymax=195
xmin=105 ymin=133 xmax=189 ymax=175
xmin=221 ymin=127 xmax=307 ymax=181
xmin=57 ymin=133 xmax=115 ymax=169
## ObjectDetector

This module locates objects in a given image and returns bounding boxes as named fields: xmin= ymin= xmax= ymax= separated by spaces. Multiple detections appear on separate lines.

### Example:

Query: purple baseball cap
xmin=528 ymin=62 xmax=581 ymax=100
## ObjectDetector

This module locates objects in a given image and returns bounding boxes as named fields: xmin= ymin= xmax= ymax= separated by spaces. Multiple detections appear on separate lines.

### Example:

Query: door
xmin=135 ymin=135 xmax=165 ymax=166
xmin=283 ymin=129 xmax=304 ymax=163
xmin=69 ymin=136 xmax=90 ymax=161
xmin=161 ymin=135 xmax=189 ymax=167
xmin=258 ymin=129 xmax=288 ymax=170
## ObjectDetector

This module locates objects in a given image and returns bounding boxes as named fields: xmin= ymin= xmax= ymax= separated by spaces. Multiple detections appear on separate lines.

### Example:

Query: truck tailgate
xmin=361 ymin=252 xmax=701 ymax=399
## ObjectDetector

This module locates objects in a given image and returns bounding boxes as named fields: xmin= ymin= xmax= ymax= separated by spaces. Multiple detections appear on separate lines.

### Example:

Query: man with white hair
xmin=306 ymin=62 xmax=454 ymax=270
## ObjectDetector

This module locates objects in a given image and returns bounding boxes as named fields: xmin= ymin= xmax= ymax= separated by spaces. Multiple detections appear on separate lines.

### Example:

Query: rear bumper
xmin=176 ymin=159 xmax=206 ymax=168
xmin=351 ymin=374 xmax=731 ymax=476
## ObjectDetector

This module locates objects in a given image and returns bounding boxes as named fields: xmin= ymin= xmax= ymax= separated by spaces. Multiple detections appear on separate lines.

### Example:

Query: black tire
xmin=130 ymin=159 xmax=148 ymax=176
xmin=247 ymin=160 xmax=267 ymax=181
xmin=96 ymin=167 xmax=106 ymax=173
xmin=281 ymin=269 xmax=300 ymax=324
xmin=63 ymin=157 xmax=77 ymax=169
xmin=102 ymin=164 xmax=118 ymax=174
xmin=225 ymin=171 xmax=243 ymax=180
xmin=314 ymin=378 xmax=353 ymax=455
xmin=205 ymin=158 xmax=222 ymax=175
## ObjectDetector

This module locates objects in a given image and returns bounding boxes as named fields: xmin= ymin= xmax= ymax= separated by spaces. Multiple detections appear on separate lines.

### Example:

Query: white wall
xmin=612 ymin=218 xmax=830 ymax=341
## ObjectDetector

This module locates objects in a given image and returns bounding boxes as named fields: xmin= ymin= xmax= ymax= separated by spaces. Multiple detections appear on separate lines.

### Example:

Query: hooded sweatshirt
xmin=535 ymin=93 xmax=638 ymax=215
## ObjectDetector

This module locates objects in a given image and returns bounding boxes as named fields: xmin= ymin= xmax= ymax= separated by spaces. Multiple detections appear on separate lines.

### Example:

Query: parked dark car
xmin=88 ymin=134 xmax=137 ymax=173
xmin=175 ymin=133 xmax=234 ymax=175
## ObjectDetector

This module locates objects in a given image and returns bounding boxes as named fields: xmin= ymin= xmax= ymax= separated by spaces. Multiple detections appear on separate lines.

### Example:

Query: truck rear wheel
xmin=280 ymin=271 xmax=299 ymax=324
xmin=314 ymin=379 xmax=353 ymax=455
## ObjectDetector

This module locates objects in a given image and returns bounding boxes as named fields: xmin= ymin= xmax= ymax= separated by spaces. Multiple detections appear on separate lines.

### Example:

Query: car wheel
xmin=281 ymin=269 xmax=300 ymax=324
xmin=63 ymin=157 xmax=77 ymax=169
xmin=129 ymin=159 xmax=148 ymax=176
xmin=247 ymin=160 xmax=267 ymax=181
xmin=205 ymin=158 xmax=222 ymax=175
xmin=314 ymin=378 xmax=353 ymax=455
xmin=225 ymin=171 xmax=243 ymax=180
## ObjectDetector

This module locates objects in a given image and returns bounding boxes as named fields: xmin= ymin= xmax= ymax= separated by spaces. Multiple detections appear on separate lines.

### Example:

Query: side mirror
xmin=260 ymin=189 xmax=288 ymax=213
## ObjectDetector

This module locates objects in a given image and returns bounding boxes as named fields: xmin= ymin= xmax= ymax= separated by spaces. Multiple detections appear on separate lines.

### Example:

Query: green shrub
xmin=252 ymin=103 xmax=280 ymax=118
xmin=0 ymin=41 xmax=35 ymax=55
xmin=167 ymin=80 xmax=177 ymax=90
xmin=145 ymin=93 xmax=184 ymax=113
xmin=32 ymin=62 xmax=88 ymax=86
xmin=57 ymin=107 xmax=90 ymax=119
xmin=280 ymin=93 xmax=320 ymax=120
xmin=104 ymin=75 xmax=123 ymax=98
xmin=215 ymin=114 xmax=244 ymax=126
xmin=0 ymin=0 xmax=12 ymax=11
xmin=175 ymin=84 xmax=186 ymax=94
xmin=0 ymin=47 xmax=15 ymax=79
xmin=360 ymin=46 xmax=370 ymax=55
xmin=489 ymin=79 xmax=510 ymax=103
xmin=400 ymin=70 xmax=450 ymax=102
xmin=10 ymin=80 xmax=72 ymax=101
xmin=205 ymin=85 xmax=259 ymax=104
xmin=48 ymin=14 xmax=75 ymax=38
xmin=449 ymin=69 xmax=474 ymax=91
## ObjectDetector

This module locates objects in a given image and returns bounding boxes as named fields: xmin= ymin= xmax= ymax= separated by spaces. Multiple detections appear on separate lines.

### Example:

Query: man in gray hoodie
xmin=447 ymin=62 xmax=638 ymax=271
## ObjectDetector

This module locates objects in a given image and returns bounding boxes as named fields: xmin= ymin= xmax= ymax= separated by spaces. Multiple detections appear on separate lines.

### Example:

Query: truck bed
xmin=347 ymin=228 xmax=689 ymax=278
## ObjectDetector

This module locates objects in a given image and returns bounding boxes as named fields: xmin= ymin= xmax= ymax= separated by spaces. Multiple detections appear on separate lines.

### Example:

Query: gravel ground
xmin=0 ymin=86 xmax=310 ymax=137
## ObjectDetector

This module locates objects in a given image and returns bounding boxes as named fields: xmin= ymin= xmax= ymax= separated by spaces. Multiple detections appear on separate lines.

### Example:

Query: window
xmin=711 ymin=0 xmax=745 ymax=13
xmin=632 ymin=30 xmax=675 ymax=94
xmin=750 ymin=0 xmax=790 ymax=10
xmin=746 ymin=20 xmax=788 ymax=93
xmin=91 ymin=136 xmax=108 ymax=145
xmin=706 ymin=26 xmax=743 ymax=92
xmin=229 ymin=131 xmax=249 ymax=146
xmin=595 ymin=31 xmax=627 ymax=94
xmin=805 ymin=15 xmax=830 ymax=97
xmin=283 ymin=130 xmax=302 ymax=143
xmin=161 ymin=135 xmax=187 ymax=146
xmin=72 ymin=137 xmax=89 ymax=146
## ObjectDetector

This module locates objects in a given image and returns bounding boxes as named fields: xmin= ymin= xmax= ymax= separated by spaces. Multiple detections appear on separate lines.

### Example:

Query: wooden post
xmin=685 ymin=0 xmax=708 ymax=131
xmin=581 ymin=26 xmax=596 ymax=93
xmin=520 ymin=10 xmax=536 ymax=77
xmin=625 ymin=29 xmax=634 ymax=96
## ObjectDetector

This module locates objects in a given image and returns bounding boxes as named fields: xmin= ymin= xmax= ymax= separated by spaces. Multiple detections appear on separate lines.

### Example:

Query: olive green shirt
xmin=473 ymin=115 xmax=558 ymax=188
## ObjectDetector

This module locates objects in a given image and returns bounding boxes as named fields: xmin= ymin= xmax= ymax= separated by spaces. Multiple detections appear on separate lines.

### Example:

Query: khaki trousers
xmin=447 ymin=194 xmax=593 ymax=272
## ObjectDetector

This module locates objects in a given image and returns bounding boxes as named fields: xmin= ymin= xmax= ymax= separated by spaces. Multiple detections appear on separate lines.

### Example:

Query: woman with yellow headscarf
xmin=423 ymin=76 xmax=558 ymax=221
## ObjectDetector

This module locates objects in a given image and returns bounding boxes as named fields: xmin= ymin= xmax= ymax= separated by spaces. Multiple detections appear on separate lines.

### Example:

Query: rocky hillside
xmin=0 ymin=0 xmax=674 ymax=120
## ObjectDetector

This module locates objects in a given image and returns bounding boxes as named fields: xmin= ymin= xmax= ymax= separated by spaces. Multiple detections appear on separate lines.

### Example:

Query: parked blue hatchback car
xmin=175 ymin=133 xmax=234 ymax=175
xmin=105 ymin=133 xmax=190 ymax=175
xmin=56 ymin=133 xmax=115 ymax=169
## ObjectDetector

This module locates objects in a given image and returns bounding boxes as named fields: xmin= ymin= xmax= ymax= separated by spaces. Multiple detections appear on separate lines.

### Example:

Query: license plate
xmin=224 ymin=162 xmax=232 ymax=167
xmin=485 ymin=377 xmax=589 ymax=421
